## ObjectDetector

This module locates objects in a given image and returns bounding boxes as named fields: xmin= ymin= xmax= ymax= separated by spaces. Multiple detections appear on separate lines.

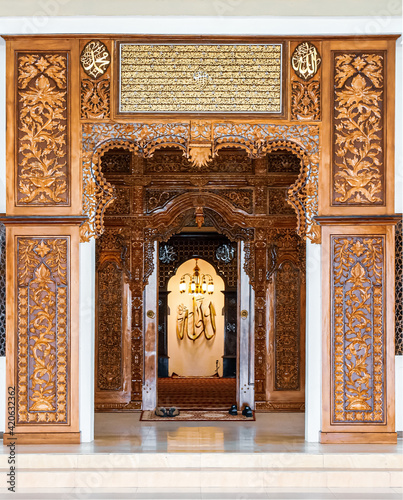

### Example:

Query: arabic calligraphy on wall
xmin=167 ymin=258 xmax=225 ymax=377
xmin=176 ymin=297 xmax=217 ymax=341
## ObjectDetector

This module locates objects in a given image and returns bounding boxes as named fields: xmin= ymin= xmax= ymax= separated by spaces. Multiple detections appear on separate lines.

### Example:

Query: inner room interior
xmin=94 ymin=146 xmax=306 ymax=415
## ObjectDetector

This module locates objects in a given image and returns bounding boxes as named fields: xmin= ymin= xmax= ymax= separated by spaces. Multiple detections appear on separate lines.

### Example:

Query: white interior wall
xmin=167 ymin=259 xmax=225 ymax=378
xmin=305 ymin=241 xmax=322 ymax=441
xmin=0 ymin=15 xmax=401 ymax=439
xmin=79 ymin=239 xmax=95 ymax=442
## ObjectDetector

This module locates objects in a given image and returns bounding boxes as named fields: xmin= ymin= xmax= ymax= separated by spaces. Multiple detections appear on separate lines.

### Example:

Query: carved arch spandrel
xmin=142 ymin=202 xmax=255 ymax=288
xmin=81 ymin=122 xmax=320 ymax=243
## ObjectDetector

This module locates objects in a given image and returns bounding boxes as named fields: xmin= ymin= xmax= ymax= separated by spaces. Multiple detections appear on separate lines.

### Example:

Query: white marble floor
xmin=2 ymin=413 xmax=400 ymax=455
xmin=0 ymin=414 xmax=401 ymax=499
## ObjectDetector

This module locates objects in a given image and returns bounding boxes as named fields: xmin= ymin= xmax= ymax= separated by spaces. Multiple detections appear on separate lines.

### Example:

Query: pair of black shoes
xmin=228 ymin=404 xmax=253 ymax=418
xmin=155 ymin=407 xmax=180 ymax=417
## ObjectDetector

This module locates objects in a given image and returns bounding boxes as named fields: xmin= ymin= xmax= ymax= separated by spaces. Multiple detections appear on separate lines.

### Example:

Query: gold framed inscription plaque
xmin=119 ymin=43 xmax=283 ymax=114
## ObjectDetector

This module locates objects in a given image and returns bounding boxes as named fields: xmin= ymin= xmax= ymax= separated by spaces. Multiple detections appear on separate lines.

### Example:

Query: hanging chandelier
xmin=179 ymin=258 xmax=214 ymax=295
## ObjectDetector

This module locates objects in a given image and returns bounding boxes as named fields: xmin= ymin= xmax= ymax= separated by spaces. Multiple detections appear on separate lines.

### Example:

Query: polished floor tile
xmin=2 ymin=413 xmax=401 ymax=456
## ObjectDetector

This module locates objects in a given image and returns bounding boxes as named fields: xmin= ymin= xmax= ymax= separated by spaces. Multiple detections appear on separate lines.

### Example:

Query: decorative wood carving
xmin=145 ymin=150 xmax=253 ymax=174
xmin=17 ymin=53 xmax=69 ymax=206
xmin=96 ymin=229 xmax=130 ymax=394
xmin=291 ymin=80 xmax=320 ymax=121
xmin=130 ymin=221 xmax=145 ymax=401
xmin=396 ymin=219 xmax=403 ymax=355
xmin=274 ymin=260 xmax=301 ymax=391
xmin=267 ymin=152 xmax=302 ymax=173
xmin=268 ymin=188 xmax=296 ymax=215
xmin=332 ymin=236 xmax=385 ymax=423
xmin=0 ymin=223 xmax=5 ymax=357
xmin=105 ymin=185 xmax=131 ymax=216
xmin=257 ymin=228 xmax=306 ymax=409
xmin=81 ymin=122 xmax=320 ymax=243
xmin=97 ymin=261 xmax=125 ymax=390
xmin=256 ymin=402 xmax=305 ymax=412
xmin=210 ymin=189 xmax=253 ymax=214
xmin=81 ymin=78 xmax=110 ymax=120
xmin=333 ymin=53 xmax=385 ymax=205
xmin=145 ymin=189 xmax=187 ymax=214
xmin=16 ymin=237 xmax=68 ymax=423
xmin=101 ymin=149 xmax=132 ymax=175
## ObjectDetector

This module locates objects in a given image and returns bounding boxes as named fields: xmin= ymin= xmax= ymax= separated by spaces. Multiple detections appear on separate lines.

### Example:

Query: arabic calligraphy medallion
xmin=216 ymin=243 xmax=235 ymax=264
xmin=80 ymin=40 xmax=111 ymax=79
xmin=291 ymin=42 xmax=321 ymax=81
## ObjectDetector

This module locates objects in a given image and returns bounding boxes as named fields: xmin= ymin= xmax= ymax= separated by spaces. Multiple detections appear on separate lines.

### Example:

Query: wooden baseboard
xmin=320 ymin=432 xmax=397 ymax=444
xmin=3 ymin=432 xmax=81 ymax=445
xmin=255 ymin=401 xmax=305 ymax=412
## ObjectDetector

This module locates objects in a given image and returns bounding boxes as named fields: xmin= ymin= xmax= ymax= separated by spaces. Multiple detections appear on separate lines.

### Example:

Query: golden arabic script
xmin=80 ymin=40 xmax=111 ymax=79
xmin=291 ymin=42 xmax=321 ymax=81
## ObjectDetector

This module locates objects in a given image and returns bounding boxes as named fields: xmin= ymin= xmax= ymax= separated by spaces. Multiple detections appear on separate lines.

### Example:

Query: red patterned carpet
xmin=157 ymin=378 xmax=236 ymax=409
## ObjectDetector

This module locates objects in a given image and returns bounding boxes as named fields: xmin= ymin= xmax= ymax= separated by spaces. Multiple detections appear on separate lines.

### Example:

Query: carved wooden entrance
xmin=94 ymin=148 xmax=306 ymax=412
xmin=2 ymin=34 xmax=398 ymax=444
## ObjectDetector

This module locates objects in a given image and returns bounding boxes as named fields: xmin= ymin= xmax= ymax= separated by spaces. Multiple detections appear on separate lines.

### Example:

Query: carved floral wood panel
xmin=97 ymin=261 xmax=124 ymax=391
xmin=331 ymin=236 xmax=385 ymax=423
xmin=16 ymin=237 xmax=69 ymax=424
xmin=274 ymin=260 xmax=301 ymax=391
xmin=291 ymin=80 xmax=320 ymax=121
xmin=17 ymin=53 xmax=69 ymax=206
xmin=333 ymin=52 xmax=385 ymax=206
xmin=81 ymin=78 xmax=110 ymax=120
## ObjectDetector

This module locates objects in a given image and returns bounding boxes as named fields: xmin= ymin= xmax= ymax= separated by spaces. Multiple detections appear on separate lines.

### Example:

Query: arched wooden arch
xmin=80 ymin=122 xmax=320 ymax=243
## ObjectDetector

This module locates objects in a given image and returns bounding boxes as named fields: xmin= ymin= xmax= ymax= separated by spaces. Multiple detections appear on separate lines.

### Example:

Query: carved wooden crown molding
xmin=81 ymin=121 xmax=320 ymax=243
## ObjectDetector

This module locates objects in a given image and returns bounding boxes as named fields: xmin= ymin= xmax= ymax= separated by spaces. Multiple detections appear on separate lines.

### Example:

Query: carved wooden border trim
xmin=81 ymin=122 xmax=320 ymax=243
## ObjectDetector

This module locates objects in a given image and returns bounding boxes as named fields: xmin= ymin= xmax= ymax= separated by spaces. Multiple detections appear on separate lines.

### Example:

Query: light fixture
xmin=179 ymin=258 xmax=214 ymax=295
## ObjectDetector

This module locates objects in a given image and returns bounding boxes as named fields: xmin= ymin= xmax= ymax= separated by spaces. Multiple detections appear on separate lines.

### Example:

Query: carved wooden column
xmin=265 ymin=230 xmax=306 ymax=412
xmin=3 ymin=37 xmax=82 ymax=443
xmin=318 ymin=37 xmax=398 ymax=443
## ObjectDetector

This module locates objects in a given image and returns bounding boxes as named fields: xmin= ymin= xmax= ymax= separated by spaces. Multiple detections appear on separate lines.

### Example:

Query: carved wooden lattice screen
xmin=0 ymin=223 xmax=5 ymax=357
xmin=396 ymin=219 xmax=403 ymax=355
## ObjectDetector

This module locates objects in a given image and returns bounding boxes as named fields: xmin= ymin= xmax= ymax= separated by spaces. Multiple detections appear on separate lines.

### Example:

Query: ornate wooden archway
xmin=93 ymin=145 xmax=306 ymax=411
xmin=1 ymin=34 xmax=399 ymax=444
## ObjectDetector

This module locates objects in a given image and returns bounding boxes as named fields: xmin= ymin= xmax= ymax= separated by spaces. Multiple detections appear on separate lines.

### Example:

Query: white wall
xmin=79 ymin=239 xmax=95 ymax=442
xmin=305 ymin=241 xmax=322 ymax=442
xmin=0 ymin=14 xmax=400 ymax=441
xmin=167 ymin=259 xmax=225 ymax=377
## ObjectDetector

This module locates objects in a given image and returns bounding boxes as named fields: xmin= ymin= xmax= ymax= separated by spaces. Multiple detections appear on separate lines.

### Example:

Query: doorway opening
xmin=157 ymin=232 xmax=237 ymax=409
xmin=93 ymin=146 xmax=306 ymax=414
